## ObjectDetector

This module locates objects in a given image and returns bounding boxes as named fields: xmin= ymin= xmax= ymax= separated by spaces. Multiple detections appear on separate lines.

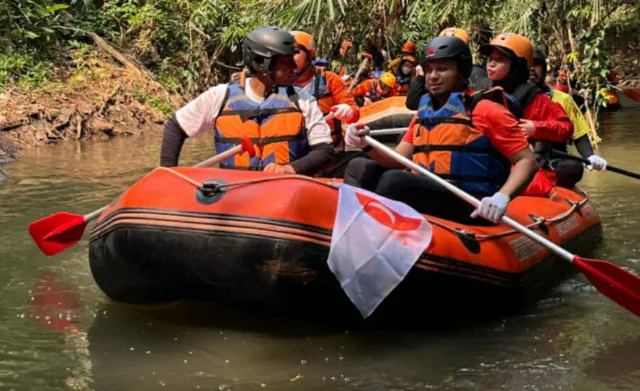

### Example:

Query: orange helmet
xmin=379 ymin=72 xmax=397 ymax=89
xmin=291 ymin=31 xmax=317 ymax=60
xmin=401 ymin=41 xmax=417 ymax=55
xmin=400 ymin=55 xmax=417 ymax=65
xmin=480 ymin=32 xmax=534 ymax=69
xmin=439 ymin=27 xmax=470 ymax=44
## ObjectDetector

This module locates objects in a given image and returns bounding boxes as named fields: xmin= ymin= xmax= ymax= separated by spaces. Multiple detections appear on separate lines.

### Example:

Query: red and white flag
xmin=327 ymin=184 xmax=433 ymax=318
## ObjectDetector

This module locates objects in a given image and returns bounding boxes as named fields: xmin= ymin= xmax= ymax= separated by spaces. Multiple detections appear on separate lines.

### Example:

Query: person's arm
xmin=499 ymin=148 xmax=537 ymax=199
xmin=473 ymin=100 xmax=537 ymax=199
xmin=159 ymin=84 xmax=227 ymax=166
xmin=350 ymin=80 xmax=371 ymax=98
xmin=406 ymin=75 xmax=426 ymax=110
xmin=327 ymin=72 xmax=360 ymax=123
xmin=528 ymin=94 xmax=574 ymax=142
xmin=160 ymin=116 xmax=187 ymax=167
xmin=574 ymin=134 xmax=595 ymax=158
xmin=289 ymin=144 xmax=335 ymax=175
xmin=286 ymin=90 xmax=335 ymax=175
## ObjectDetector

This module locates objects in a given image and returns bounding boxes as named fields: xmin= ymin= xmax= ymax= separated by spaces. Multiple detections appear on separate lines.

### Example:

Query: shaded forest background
xmin=0 ymin=0 xmax=639 ymax=148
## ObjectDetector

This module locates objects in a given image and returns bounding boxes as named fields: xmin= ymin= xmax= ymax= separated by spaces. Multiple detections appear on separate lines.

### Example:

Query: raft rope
xmin=155 ymin=167 xmax=592 ymax=242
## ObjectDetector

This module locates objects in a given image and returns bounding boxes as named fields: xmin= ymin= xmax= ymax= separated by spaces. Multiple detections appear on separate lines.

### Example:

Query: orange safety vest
xmin=214 ymin=79 xmax=307 ymax=169
xmin=412 ymin=90 xmax=511 ymax=194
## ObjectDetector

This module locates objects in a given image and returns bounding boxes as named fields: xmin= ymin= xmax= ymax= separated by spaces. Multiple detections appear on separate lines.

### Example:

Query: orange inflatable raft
xmin=89 ymin=168 xmax=602 ymax=321
xmin=359 ymin=96 xmax=414 ymax=129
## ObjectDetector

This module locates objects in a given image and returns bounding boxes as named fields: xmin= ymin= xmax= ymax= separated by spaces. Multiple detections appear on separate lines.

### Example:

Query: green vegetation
xmin=1 ymin=0 xmax=638 ymax=115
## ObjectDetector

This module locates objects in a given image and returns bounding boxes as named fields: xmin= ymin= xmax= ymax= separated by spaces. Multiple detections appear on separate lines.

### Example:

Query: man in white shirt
xmin=160 ymin=26 xmax=334 ymax=175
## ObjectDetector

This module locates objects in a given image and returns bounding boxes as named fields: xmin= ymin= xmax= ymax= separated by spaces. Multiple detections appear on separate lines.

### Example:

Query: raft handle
xmin=200 ymin=180 xmax=225 ymax=196
xmin=528 ymin=214 xmax=549 ymax=235
xmin=195 ymin=179 xmax=228 ymax=205
xmin=453 ymin=228 xmax=481 ymax=254
xmin=565 ymin=199 xmax=582 ymax=217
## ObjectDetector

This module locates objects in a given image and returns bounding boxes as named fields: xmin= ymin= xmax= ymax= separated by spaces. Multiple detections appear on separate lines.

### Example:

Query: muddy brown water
xmin=1 ymin=99 xmax=640 ymax=390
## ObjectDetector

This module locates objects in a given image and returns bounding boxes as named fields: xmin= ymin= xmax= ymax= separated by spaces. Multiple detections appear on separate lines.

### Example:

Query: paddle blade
xmin=574 ymin=256 xmax=640 ymax=317
xmin=28 ymin=212 xmax=87 ymax=256
xmin=623 ymin=89 xmax=640 ymax=102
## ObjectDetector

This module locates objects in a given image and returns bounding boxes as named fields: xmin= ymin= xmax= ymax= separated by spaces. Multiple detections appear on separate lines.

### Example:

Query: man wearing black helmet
xmin=343 ymin=36 xmax=537 ymax=224
xmin=529 ymin=49 xmax=608 ymax=188
xmin=160 ymin=26 xmax=334 ymax=175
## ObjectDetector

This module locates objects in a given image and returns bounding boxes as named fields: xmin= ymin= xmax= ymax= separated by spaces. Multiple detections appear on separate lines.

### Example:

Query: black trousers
xmin=318 ymin=150 xmax=368 ymax=179
xmin=344 ymin=157 xmax=492 ymax=225
xmin=551 ymin=158 xmax=584 ymax=189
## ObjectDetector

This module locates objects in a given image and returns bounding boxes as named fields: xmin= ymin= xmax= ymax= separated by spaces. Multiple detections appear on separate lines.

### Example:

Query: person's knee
xmin=553 ymin=159 xmax=584 ymax=188
xmin=376 ymin=170 xmax=415 ymax=198
xmin=344 ymin=157 xmax=382 ymax=188
xmin=566 ymin=159 xmax=584 ymax=175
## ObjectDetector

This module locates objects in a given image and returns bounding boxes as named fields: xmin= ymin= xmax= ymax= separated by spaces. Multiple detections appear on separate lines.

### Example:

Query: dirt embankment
xmin=0 ymin=47 xmax=185 ymax=165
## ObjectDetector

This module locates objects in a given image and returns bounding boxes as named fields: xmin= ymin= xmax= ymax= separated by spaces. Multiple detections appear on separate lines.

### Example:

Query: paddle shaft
xmin=364 ymin=136 xmax=576 ymax=263
xmin=551 ymin=149 xmax=640 ymax=180
xmin=194 ymin=143 xmax=245 ymax=168
xmin=370 ymin=128 xmax=406 ymax=137
xmin=347 ymin=57 xmax=370 ymax=93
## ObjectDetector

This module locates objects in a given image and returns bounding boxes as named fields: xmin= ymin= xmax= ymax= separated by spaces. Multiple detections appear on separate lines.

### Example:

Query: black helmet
xmin=422 ymin=36 xmax=473 ymax=78
xmin=533 ymin=49 xmax=547 ymax=66
xmin=243 ymin=26 xmax=295 ymax=74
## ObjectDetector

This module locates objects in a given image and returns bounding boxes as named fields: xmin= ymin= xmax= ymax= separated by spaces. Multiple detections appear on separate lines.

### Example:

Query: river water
xmin=1 ymin=99 xmax=640 ymax=391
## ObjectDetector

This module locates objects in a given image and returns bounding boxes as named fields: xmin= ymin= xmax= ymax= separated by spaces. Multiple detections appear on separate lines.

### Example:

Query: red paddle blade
xmin=574 ymin=256 xmax=640 ymax=317
xmin=28 ymin=212 xmax=87 ymax=256
xmin=623 ymin=89 xmax=640 ymax=102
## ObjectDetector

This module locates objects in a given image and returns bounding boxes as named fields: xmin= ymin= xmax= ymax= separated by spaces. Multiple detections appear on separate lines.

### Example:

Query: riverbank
xmin=1 ymin=40 xmax=638 ymax=164
xmin=0 ymin=46 xmax=184 ymax=162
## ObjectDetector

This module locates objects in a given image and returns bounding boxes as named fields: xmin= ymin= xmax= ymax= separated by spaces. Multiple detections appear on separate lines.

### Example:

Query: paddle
xmin=29 ymin=136 xmax=256 ymax=256
xmin=360 ymin=130 xmax=640 ymax=317
xmin=551 ymin=149 xmax=640 ymax=180
xmin=369 ymin=128 xmax=406 ymax=137
xmin=346 ymin=53 xmax=372 ymax=93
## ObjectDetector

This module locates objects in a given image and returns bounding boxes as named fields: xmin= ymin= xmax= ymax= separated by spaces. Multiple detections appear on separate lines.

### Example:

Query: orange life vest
xmin=214 ymin=79 xmax=307 ymax=169
xmin=413 ymin=90 xmax=511 ymax=194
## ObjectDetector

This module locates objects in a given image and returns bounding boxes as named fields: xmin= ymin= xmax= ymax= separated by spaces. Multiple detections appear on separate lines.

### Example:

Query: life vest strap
xmin=218 ymin=106 xmax=301 ymax=120
xmin=413 ymin=144 xmax=494 ymax=154
xmin=216 ymin=134 xmax=306 ymax=145
xmin=218 ymin=164 xmax=263 ymax=171
xmin=419 ymin=117 xmax=473 ymax=126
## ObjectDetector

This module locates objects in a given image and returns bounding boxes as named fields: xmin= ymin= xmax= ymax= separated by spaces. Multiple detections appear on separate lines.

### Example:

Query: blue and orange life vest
xmin=214 ymin=81 xmax=308 ymax=170
xmin=413 ymin=90 xmax=511 ymax=195
xmin=395 ymin=73 xmax=411 ymax=95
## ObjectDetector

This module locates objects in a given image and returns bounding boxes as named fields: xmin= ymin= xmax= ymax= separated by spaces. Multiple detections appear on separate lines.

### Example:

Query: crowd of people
xmin=160 ymin=26 xmax=609 ymax=225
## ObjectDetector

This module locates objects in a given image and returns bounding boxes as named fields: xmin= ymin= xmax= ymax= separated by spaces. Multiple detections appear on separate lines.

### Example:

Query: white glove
xmin=587 ymin=155 xmax=607 ymax=171
xmin=345 ymin=124 xmax=369 ymax=149
xmin=415 ymin=65 xmax=424 ymax=76
xmin=331 ymin=104 xmax=355 ymax=122
xmin=471 ymin=193 xmax=510 ymax=224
